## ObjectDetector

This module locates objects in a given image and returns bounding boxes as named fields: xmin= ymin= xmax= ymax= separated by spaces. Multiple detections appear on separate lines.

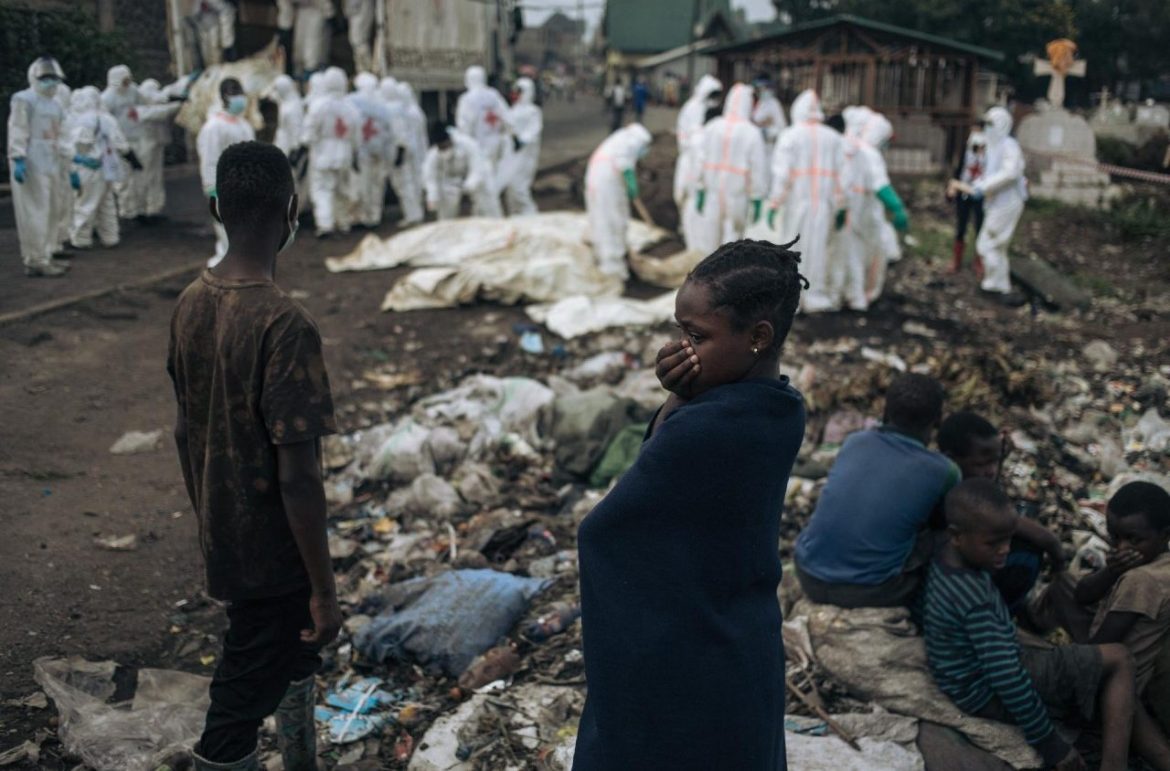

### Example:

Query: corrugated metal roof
xmin=605 ymin=0 xmax=735 ymax=54
xmin=704 ymin=13 xmax=1004 ymax=61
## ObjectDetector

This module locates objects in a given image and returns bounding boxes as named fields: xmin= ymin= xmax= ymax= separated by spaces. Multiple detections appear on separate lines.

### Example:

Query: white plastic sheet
xmin=526 ymin=292 xmax=677 ymax=339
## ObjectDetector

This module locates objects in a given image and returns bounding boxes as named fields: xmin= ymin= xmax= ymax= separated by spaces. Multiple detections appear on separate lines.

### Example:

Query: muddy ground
xmin=0 ymin=133 xmax=1167 ymax=768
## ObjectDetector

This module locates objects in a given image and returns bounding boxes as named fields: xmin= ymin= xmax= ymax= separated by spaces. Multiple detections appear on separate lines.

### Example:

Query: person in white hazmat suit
xmin=132 ymin=79 xmax=184 ymax=222
xmin=100 ymin=65 xmax=146 ymax=220
xmin=264 ymin=74 xmax=308 ymax=210
xmin=381 ymin=80 xmax=425 ymax=225
xmin=454 ymin=65 xmax=508 ymax=217
xmin=8 ymin=56 xmax=73 ymax=277
xmin=52 ymin=82 xmax=74 ymax=256
xmin=751 ymin=74 xmax=787 ymax=189
xmin=971 ymin=106 xmax=1027 ymax=298
xmin=197 ymin=77 xmax=255 ymax=266
xmin=766 ymin=89 xmax=846 ymax=313
xmin=692 ymin=82 xmax=768 ymax=255
xmin=277 ymin=0 xmax=335 ymax=76
xmin=584 ymin=123 xmax=652 ymax=280
xmin=400 ymin=82 xmax=429 ymax=222
xmin=347 ymin=72 xmax=397 ymax=228
xmin=501 ymin=77 xmax=542 ymax=217
xmin=422 ymin=121 xmax=487 ymax=221
xmin=182 ymin=0 xmax=237 ymax=67
xmin=673 ymin=74 xmax=722 ymax=249
xmin=65 ymin=86 xmax=130 ymax=249
xmin=301 ymin=67 xmax=360 ymax=237
xmin=833 ymin=106 xmax=909 ymax=310
xmin=343 ymin=0 xmax=375 ymax=74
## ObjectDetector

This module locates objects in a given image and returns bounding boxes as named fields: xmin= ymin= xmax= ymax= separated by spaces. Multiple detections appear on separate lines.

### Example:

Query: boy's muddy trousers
xmin=197 ymin=588 xmax=321 ymax=767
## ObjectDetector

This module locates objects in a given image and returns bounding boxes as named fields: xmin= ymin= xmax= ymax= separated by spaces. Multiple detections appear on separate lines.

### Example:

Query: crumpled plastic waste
xmin=33 ymin=657 xmax=210 ymax=771
xmin=526 ymin=292 xmax=677 ymax=339
xmin=354 ymin=569 xmax=551 ymax=676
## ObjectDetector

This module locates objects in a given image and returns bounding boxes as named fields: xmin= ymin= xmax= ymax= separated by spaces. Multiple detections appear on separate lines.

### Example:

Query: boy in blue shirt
xmin=925 ymin=479 xmax=1136 ymax=771
xmin=794 ymin=374 xmax=958 ymax=608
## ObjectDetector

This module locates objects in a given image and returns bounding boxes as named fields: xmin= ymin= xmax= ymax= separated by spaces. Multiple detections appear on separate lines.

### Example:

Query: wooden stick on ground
xmin=785 ymin=673 xmax=861 ymax=752
xmin=631 ymin=196 xmax=657 ymax=229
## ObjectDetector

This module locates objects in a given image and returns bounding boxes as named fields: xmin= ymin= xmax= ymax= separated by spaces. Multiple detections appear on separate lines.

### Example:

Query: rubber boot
xmin=192 ymin=745 xmax=261 ymax=771
xmin=950 ymin=238 xmax=965 ymax=274
xmin=275 ymin=675 xmax=319 ymax=771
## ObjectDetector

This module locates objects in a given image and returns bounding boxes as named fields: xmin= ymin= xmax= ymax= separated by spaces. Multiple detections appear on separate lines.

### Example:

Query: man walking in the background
xmin=609 ymin=79 xmax=627 ymax=132
xmin=632 ymin=77 xmax=649 ymax=124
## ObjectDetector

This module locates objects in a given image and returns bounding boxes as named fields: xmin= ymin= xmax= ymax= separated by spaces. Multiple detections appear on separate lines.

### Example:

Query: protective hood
xmin=393 ymin=83 xmax=413 ymax=104
xmin=615 ymin=123 xmax=652 ymax=157
xmin=322 ymin=67 xmax=348 ymax=96
xmin=967 ymin=130 xmax=987 ymax=148
xmin=139 ymin=79 xmax=161 ymax=103
xmin=859 ymin=110 xmax=892 ymax=148
xmin=71 ymin=85 xmax=101 ymax=114
xmin=694 ymin=74 xmax=722 ymax=104
xmin=514 ymin=77 xmax=535 ymax=105
xmin=722 ymin=82 xmax=753 ymax=122
xmin=28 ymin=56 xmax=66 ymax=87
xmin=465 ymin=65 xmax=486 ymax=90
xmin=107 ymin=64 xmax=132 ymax=91
xmin=983 ymin=106 xmax=1012 ymax=143
xmin=380 ymin=79 xmax=401 ymax=103
xmin=402 ymin=82 xmax=420 ymax=106
xmin=842 ymin=105 xmax=871 ymax=137
xmin=306 ymin=72 xmax=324 ymax=97
xmin=790 ymin=89 xmax=824 ymax=123
xmin=354 ymin=72 xmax=378 ymax=96
xmin=272 ymin=74 xmax=299 ymax=100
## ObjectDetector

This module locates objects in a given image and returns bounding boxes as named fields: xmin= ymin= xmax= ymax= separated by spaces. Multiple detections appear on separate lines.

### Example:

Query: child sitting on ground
xmin=925 ymin=479 xmax=1138 ymax=771
xmin=938 ymin=411 xmax=1065 ymax=612
xmin=794 ymin=373 xmax=959 ymax=608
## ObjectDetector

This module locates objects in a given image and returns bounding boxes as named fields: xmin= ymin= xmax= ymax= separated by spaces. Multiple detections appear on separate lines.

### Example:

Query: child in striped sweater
xmin=925 ymin=479 xmax=1136 ymax=771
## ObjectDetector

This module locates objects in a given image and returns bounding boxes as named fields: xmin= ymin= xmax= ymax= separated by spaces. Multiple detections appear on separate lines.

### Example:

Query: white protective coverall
xmin=401 ymin=83 xmax=429 ymax=220
xmin=8 ymin=58 xmax=70 ymax=272
xmin=768 ymin=89 xmax=845 ymax=312
xmin=347 ymin=72 xmax=395 ymax=227
xmin=584 ymin=123 xmax=652 ymax=280
xmin=752 ymin=86 xmax=787 ymax=191
xmin=501 ymin=77 xmax=542 ymax=217
xmin=133 ymin=80 xmax=182 ymax=218
xmin=101 ymin=65 xmax=143 ymax=219
xmin=974 ymin=106 xmax=1026 ymax=295
xmin=833 ymin=106 xmax=895 ymax=310
xmin=422 ymin=129 xmax=485 ymax=221
xmin=343 ymin=0 xmax=375 ymax=74
xmin=52 ymin=83 xmax=73 ymax=254
xmin=182 ymin=0 xmax=236 ymax=67
xmin=302 ymin=67 xmax=360 ymax=235
xmin=381 ymin=80 xmax=425 ymax=225
xmin=66 ymin=86 xmax=130 ymax=248
xmin=454 ymin=65 xmax=508 ymax=217
xmin=197 ymin=100 xmax=255 ymax=265
xmin=678 ymin=74 xmax=720 ymax=210
xmin=268 ymin=75 xmax=305 ymax=155
xmin=693 ymin=82 xmax=768 ymax=255
xmin=277 ymin=0 xmax=335 ymax=75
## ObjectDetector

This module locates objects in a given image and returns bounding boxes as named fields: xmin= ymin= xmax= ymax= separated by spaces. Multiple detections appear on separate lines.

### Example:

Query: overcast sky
xmin=521 ymin=0 xmax=778 ymax=39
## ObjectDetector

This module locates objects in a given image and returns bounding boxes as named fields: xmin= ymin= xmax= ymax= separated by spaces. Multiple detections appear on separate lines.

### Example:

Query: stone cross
xmin=1033 ymin=38 xmax=1085 ymax=109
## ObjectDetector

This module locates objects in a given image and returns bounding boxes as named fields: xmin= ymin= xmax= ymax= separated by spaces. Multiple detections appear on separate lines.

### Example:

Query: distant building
xmin=705 ymin=14 xmax=1005 ymax=173
xmin=515 ymin=11 xmax=585 ymax=72
xmin=602 ymin=0 xmax=740 ymax=102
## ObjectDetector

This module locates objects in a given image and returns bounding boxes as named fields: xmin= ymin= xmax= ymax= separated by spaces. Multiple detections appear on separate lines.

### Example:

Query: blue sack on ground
xmin=354 ymin=569 xmax=551 ymax=676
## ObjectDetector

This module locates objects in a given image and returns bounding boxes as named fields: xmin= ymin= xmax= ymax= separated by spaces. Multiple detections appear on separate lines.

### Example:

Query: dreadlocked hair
xmin=686 ymin=237 xmax=808 ymax=352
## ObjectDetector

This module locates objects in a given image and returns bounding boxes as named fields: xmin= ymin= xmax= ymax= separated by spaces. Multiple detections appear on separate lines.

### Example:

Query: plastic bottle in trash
xmin=524 ymin=603 xmax=582 ymax=642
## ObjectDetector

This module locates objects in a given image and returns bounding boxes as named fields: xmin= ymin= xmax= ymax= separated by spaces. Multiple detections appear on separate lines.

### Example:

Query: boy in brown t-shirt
xmin=168 ymin=141 xmax=339 ymax=771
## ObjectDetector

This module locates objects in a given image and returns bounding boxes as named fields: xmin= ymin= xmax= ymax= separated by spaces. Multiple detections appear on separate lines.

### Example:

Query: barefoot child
xmin=926 ymin=479 xmax=1138 ymax=771
xmin=168 ymin=141 xmax=340 ymax=771
xmin=575 ymin=239 xmax=807 ymax=770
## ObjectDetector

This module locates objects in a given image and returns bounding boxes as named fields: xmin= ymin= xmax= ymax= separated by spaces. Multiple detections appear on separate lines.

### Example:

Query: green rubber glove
xmin=751 ymin=199 xmax=762 ymax=224
xmin=876 ymin=184 xmax=909 ymax=232
xmin=767 ymin=207 xmax=777 ymax=230
xmin=835 ymin=209 xmax=847 ymax=230
xmin=623 ymin=168 xmax=638 ymax=200
xmin=695 ymin=189 xmax=706 ymax=213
